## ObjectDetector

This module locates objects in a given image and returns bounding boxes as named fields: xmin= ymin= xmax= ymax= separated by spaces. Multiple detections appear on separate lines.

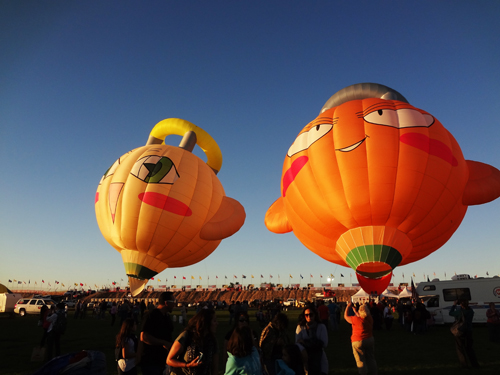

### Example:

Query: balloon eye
xmin=99 ymin=158 xmax=120 ymax=184
xmin=364 ymin=108 xmax=434 ymax=128
xmin=104 ymin=159 xmax=120 ymax=178
xmin=130 ymin=156 xmax=179 ymax=184
xmin=287 ymin=124 xmax=333 ymax=157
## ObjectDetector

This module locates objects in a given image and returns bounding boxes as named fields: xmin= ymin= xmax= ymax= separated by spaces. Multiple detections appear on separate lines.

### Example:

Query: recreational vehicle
xmin=0 ymin=293 xmax=22 ymax=314
xmin=415 ymin=275 xmax=500 ymax=324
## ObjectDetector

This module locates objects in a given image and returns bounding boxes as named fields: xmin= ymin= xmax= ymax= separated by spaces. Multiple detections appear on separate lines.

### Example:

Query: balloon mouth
xmin=356 ymin=272 xmax=393 ymax=295
xmin=124 ymin=262 xmax=157 ymax=280
xmin=345 ymin=245 xmax=402 ymax=277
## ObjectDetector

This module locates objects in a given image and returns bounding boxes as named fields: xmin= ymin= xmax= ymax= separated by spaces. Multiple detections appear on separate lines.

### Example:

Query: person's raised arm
xmin=344 ymin=303 xmax=353 ymax=324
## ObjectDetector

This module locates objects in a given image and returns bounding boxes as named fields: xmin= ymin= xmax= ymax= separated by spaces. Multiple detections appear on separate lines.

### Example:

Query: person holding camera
xmin=167 ymin=309 xmax=219 ymax=375
xmin=344 ymin=302 xmax=377 ymax=375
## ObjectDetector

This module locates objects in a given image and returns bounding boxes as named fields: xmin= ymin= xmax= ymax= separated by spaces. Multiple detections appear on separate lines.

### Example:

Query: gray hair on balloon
xmin=320 ymin=83 xmax=409 ymax=114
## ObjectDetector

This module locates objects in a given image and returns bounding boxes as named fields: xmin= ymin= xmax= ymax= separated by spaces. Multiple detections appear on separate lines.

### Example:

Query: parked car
xmin=14 ymin=298 xmax=57 ymax=316
xmin=283 ymin=298 xmax=296 ymax=307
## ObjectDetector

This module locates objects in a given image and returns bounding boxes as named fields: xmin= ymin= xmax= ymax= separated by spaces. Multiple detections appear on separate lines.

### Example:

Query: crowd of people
xmin=36 ymin=291 xmax=500 ymax=374
xmin=114 ymin=292 xmax=361 ymax=375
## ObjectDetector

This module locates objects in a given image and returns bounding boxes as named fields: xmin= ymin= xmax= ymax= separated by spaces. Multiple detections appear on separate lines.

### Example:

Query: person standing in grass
xmin=259 ymin=312 xmax=291 ymax=375
xmin=39 ymin=305 xmax=50 ymax=347
xmin=110 ymin=302 xmax=118 ymax=326
xmin=382 ymin=302 xmax=394 ymax=331
xmin=295 ymin=305 xmax=328 ymax=375
xmin=140 ymin=292 xmax=175 ymax=375
xmin=316 ymin=300 xmax=329 ymax=327
xmin=46 ymin=303 xmax=67 ymax=361
xmin=449 ymin=299 xmax=479 ymax=369
xmin=225 ymin=326 xmax=262 ymax=375
xmin=116 ymin=318 xmax=138 ymax=375
xmin=344 ymin=302 xmax=377 ymax=375
xmin=327 ymin=300 xmax=339 ymax=331
xmin=486 ymin=302 xmax=500 ymax=343
xmin=167 ymin=308 xmax=219 ymax=375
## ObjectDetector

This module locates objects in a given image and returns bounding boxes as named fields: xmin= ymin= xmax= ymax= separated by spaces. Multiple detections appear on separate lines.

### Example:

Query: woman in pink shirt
xmin=344 ymin=302 xmax=378 ymax=375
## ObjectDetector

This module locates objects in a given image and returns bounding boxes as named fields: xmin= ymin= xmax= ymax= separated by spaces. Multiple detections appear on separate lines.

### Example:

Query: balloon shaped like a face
xmin=96 ymin=119 xmax=246 ymax=295
xmin=266 ymin=83 xmax=500 ymax=292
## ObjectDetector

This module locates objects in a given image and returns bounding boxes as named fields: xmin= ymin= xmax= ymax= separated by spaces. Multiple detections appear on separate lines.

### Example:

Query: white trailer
xmin=0 ymin=293 xmax=23 ymax=313
xmin=415 ymin=275 xmax=500 ymax=324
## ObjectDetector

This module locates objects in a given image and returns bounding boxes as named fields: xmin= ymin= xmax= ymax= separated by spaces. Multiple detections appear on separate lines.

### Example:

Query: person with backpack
xmin=46 ymin=303 xmax=67 ymax=361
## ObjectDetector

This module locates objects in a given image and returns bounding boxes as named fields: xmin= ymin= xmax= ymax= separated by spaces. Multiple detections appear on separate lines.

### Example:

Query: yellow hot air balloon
xmin=95 ymin=118 xmax=245 ymax=295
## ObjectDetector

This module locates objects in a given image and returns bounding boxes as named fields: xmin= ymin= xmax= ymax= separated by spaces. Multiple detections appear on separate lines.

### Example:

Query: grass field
xmin=1 ymin=308 xmax=499 ymax=375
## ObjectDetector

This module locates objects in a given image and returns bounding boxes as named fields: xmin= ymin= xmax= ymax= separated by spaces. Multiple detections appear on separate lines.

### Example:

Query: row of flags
xmin=7 ymin=271 xmax=491 ymax=288
xmin=7 ymin=280 xmax=115 ymax=289
xmin=143 ymin=271 xmax=492 ymax=281
xmin=150 ymin=273 xmax=343 ymax=280
xmin=7 ymin=274 xmax=344 ymax=286
xmin=8 ymin=279 xmax=65 ymax=287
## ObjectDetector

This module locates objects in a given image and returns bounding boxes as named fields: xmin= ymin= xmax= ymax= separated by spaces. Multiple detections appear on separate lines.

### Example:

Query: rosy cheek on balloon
xmin=400 ymin=133 xmax=458 ymax=166
xmin=282 ymin=156 xmax=308 ymax=197
xmin=138 ymin=192 xmax=192 ymax=216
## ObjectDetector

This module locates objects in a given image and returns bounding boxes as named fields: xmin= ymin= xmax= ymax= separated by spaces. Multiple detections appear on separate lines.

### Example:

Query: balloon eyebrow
xmin=361 ymin=102 xmax=397 ymax=116
xmin=314 ymin=115 xmax=333 ymax=122
xmin=310 ymin=115 xmax=334 ymax=127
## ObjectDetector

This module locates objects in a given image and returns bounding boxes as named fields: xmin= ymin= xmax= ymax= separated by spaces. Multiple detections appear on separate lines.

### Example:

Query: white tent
xmin=397 ymin=287 xmax=412 ymax=299
xmin=380 ymin=289 xmax=399 ymax=299
xmin=351 ymin=288 xmax=375 ymax=303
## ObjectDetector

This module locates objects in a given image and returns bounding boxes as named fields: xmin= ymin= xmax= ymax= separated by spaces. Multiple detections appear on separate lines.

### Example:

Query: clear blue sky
xmin=1 ymin=1 xmax=499 ymax=291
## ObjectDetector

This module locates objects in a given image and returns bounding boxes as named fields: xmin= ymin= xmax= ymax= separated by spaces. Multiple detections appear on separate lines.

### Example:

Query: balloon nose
xmin=128 ymin=277 xmax=148 ymax=296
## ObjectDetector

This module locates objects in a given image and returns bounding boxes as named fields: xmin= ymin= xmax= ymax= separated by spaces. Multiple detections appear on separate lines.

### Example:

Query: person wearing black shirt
xmin=140 ymin=292 xmax=175 ymax=375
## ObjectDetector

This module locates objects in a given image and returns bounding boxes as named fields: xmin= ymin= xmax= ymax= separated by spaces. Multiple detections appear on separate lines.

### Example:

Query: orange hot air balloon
xmin=95 ymin=118 xmax=246 ymax=295
xmin=265 ymin=83 xmax=500 ymax=294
